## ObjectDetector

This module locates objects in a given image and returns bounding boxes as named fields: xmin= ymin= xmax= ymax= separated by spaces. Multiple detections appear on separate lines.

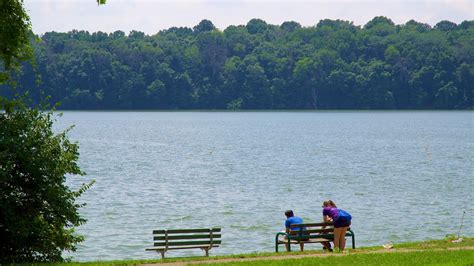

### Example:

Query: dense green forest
xmin=4 ymin=17 xmax=474 ymax=109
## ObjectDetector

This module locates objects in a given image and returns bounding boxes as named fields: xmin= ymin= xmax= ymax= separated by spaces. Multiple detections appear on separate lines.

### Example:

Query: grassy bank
xmin=199 ymin=249 xmax=474 ymax=266
xmin=9 ymin=237 xmax=474 ymax=266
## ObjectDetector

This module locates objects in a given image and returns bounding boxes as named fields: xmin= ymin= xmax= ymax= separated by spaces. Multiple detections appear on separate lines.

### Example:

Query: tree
xmin=0 ymin=0 xmax=33 ymax=83
xmin=280 ymin=21 xmax=301 ymax=32
xmin=196 ymin=30 xmax=227 ymax=78
xmin=246 ymin=18 xmax=268 ymax=34
xmin=364 ymin=16 xmax=395 ymax=29
xmin=435 ymin=81 xmax=458 ymax=108
xmin=0 ymin=101 xmax=93 ymax=262
xmin=435 ymin=20 xmax=457 ymax=31
xmin=405 ymin=20 xmax=431 ymax=33
xmin=0 ymin=0 xmax=92 ymax=262
xmin=193 ymin=19 xmax=216 ymax=34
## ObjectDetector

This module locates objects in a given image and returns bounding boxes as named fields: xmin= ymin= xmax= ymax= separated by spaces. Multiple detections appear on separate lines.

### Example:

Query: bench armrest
xmin=275 ymin=232 xmax=291 ymax=252
xmin=275 ymin=232 xmax=290 ymax=239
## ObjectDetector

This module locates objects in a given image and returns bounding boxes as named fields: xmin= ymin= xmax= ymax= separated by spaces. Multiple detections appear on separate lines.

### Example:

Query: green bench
xmin=146 ymin=228 xmax=221 ymax=258
xmin=275 ymin=222 xmax=355 ymax=252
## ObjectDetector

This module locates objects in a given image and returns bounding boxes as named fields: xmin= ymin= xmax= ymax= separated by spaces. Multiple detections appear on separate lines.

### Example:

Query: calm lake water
xmin=55 ymin=111 xmax=473 ymax=261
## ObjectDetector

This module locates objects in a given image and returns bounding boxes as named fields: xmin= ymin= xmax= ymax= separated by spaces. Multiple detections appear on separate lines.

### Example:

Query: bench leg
xmin=159 ymin=250 xmax=165 ymax=259
xmin=202 ymin=247 xmax=209 ymax=257
xmin=349 ymin=230 xmax=355 ymax=249
xmin=275 ymin=233 xmax=291 ymax=253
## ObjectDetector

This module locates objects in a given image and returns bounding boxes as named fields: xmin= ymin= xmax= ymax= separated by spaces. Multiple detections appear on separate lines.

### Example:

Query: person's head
xmin=322 ymin=200 xmax=337 ymax=208
xmin=284 ymin=210 xmax=294 ymax=218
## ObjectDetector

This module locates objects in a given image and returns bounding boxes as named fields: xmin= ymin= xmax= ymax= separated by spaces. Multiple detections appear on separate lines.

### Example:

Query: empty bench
xmin=275 ymin=222 xmax=355 ymax=252
xmin=146 ymin=228 xmax=221 ymax=258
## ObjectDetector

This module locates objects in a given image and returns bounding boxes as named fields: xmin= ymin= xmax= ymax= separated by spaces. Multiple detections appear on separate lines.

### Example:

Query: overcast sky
xmin=25 ymin=0 xmax=473 ymax=35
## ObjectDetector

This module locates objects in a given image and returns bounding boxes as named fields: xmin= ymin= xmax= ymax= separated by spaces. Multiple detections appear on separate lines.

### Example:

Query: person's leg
xmin=283 ymin=233 xmax=290 ymax=251
xmin=333 ymin=227 xmax=343 ymax=251
xmin=339 ymin=227 xmax=349 ymax=251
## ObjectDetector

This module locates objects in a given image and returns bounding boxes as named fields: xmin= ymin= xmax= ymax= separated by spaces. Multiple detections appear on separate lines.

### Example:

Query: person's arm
xmin=322 ymin=215 xmax=329 ymax=229
xmin=323 ymin=215 xmax=330 ymax=222
xmin=322 ymin=208 xmax=330 ymax=229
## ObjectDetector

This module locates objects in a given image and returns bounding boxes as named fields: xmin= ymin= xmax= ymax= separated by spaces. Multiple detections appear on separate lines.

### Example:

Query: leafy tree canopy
xmin=0 ymin=0 xmax=33 ymax=83
xmin=0 ymin=101 xmax=93 ymax=262
xmin=193 ymin=19 xmax=216 ymax=34
xmin=3 ymin=17 xmax=474 ymax=110
xmin=0 ymin=0 xmax=92 ymax=262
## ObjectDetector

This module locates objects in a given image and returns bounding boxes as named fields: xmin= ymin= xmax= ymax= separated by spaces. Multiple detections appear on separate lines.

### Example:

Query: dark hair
xmin=285 ymin=210 xmax=294 ymax=217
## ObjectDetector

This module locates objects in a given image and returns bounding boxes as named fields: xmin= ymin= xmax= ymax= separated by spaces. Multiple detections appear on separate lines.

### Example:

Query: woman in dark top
xmin=322 ymin=200 xmax=352 ymax=252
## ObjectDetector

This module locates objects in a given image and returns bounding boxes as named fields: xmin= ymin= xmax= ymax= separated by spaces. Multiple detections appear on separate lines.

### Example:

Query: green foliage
xmin=193 ymin=19 xmax=216 ymax=34
xmin=0 ymin=1 xmax=93 ymax=262
xmin=0 ymin=100 xmax=93 ymax=263
xmin=3 ymin=18 xmax=474 ymax=110
xmin=0 ymin=0 xmax=33 ymax=83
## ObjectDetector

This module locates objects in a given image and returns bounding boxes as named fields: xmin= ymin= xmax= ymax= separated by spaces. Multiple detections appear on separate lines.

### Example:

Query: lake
xmin=55 ymin=111 xmax=473 ymax=261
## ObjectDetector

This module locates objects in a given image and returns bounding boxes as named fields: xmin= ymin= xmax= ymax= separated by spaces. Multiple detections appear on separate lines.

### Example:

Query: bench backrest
xmin=152 ymin=228 xmax=222 ymax=248
xmin=289 ymin=222 xmax=350 ymax=238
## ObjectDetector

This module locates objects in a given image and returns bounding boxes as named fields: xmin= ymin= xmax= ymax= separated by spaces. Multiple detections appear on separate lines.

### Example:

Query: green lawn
xmin=200 ymin=249 xmax=474 ymax=266
xmin=7 ymin=238 xmax=474 ymax=266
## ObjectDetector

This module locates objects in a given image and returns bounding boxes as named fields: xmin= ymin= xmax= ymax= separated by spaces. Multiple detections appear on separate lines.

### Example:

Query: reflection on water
xmin=55 ymin=111 xmax=473 ymax=261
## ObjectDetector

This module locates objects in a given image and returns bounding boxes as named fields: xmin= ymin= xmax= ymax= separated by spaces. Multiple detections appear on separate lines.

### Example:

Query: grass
xmin=7 ymin=237 xmax=474 ymax=266
xmin=395 ymin=237 xmax=474 ymax=250
xmin=199 ymin=249 xmax=474 ymax=266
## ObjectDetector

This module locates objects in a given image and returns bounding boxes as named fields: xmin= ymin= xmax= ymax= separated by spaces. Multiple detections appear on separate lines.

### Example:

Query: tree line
xmin=5 ymin=17 xmax=474 ymax=110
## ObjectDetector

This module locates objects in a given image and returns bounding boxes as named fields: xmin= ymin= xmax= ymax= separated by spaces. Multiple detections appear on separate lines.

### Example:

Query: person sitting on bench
xmin=284 ymin=210 xmax=305 ymax=251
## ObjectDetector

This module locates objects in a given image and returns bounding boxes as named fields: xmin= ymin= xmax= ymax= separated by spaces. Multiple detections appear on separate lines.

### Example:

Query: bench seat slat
xmin=290 ymin=222 xmax=333 ymax=228
xmin=288 ymin=227 xmax=351 ymax=234
xmin=287 ymin=231 xmax=353 ymax=240
xmin=153 ymin=228 xmax=221 ymax=234
xmin=289 ymin=228 xmax=334 ymax=234
xmin=278 ymin=238 xmax=331 ymax=244
xmin=154 ymin=240 xmax=222 ymax=246
xmin=146 ymin=245 xmax=219 ymax=251
xmin=154 ymin=234 xmax=221 ymax=241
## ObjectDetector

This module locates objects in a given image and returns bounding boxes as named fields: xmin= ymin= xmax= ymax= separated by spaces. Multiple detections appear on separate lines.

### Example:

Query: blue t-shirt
xmin=338 ymin=209 xmax=352 ymax=221
xmin=285 ymin=216 xmax=304 ymax=231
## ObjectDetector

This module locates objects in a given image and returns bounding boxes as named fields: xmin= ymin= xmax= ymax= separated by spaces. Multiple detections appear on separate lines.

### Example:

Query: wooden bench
xmin=146 ymin=228 xmax=221 ymax=258
xmin=275 ymin=222 xmax=355 ymax=252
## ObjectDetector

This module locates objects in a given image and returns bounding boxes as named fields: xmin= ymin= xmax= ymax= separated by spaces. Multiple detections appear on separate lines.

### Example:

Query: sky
xmin=25 ymin=0 xmax=474 ymax=35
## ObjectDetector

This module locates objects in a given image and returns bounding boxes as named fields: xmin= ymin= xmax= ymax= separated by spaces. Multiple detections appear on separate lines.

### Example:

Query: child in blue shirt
xmin=284 ymin=210 xmax=305 ymax=251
